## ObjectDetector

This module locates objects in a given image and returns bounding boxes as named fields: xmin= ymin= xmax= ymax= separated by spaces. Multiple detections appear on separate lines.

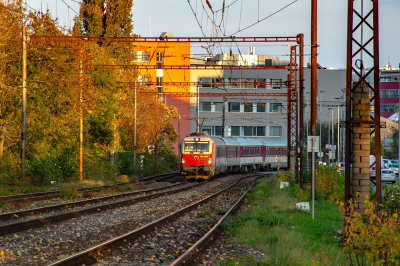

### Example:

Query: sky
xmin=27 ymin=0 xmax=400 ymax=69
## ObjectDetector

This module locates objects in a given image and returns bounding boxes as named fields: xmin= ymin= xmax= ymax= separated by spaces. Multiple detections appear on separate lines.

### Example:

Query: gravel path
xmin=0 ymin=175 xmax=240 ymax=265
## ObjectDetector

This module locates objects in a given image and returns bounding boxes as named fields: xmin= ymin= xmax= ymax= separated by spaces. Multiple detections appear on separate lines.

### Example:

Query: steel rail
xmin=170 ymin=176 xmax=263 ymax=265
xmin=0 ymin=179 xmax=201 ymax=236
xmin=0 ymin=172 xmax=180 ymax=203
xmin=47 ymin=174 xmax=263 ymax=266
xmin=0 ymin=182 xmax=185 ymax=223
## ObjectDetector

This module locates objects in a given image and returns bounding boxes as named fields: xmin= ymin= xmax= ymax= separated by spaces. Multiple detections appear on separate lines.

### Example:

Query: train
xmin=180 ymin=132 xmax=288 ymax=180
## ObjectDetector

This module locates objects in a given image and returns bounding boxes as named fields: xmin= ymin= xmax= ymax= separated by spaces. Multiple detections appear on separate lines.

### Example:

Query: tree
xmin=389 ymin=126 xmax=398 ymax=159
xmin=79 ymin=0 xmax=133 ymax=38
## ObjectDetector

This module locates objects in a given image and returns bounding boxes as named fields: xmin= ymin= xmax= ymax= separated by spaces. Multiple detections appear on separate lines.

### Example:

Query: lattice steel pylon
xmin=345 ymin=0 xmax=381 ymax=207
xmin=287 ymin=46 xmax=298 ymax=182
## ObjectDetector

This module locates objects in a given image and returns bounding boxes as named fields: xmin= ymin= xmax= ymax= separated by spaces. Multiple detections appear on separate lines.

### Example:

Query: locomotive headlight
xmin=208 ymin=158 xmax=212 ymax=164
xmin=182 ymin=158 xmax=185 ymax=164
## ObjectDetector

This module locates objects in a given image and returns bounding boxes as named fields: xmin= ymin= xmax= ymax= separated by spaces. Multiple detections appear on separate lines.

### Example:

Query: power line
xmin=230 ymin=0 xmax=300 ymax=36
xmin=61 ymin=0 xmax=79 ymax=15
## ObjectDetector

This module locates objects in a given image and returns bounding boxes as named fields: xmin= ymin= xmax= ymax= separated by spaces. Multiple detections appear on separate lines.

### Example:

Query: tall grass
xmin=221 ymin=177 xmax=346 ymax=265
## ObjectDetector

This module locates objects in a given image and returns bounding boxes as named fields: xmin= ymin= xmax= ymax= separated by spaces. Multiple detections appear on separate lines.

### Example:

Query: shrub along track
xmin=44 ymin=174 xmax=264 ymax=266
xmin=0 ymin=174 xmax=245 ymax=265
xmin=0 ymin=172 xmax=181 ymax=205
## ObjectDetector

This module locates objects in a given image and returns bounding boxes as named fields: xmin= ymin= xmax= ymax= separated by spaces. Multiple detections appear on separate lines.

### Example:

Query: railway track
xmin=0 ymin=172 xmax=180 ymax=205
xmin=0 ymin=174 xmax=244 ymax=265
xmin=0 ymin=179 xmax=200 ymax=236
xmin=44 ymin=174 xmax=264 ymax=266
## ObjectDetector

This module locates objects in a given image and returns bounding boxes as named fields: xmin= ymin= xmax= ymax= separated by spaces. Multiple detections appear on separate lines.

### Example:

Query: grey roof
xmin=255 ymin=138 xmax=287 ymax=146
xmin=218 ymin=137 xmax=240 ymax=146
xmin=234 ymin=138 xmax=263 ymax=146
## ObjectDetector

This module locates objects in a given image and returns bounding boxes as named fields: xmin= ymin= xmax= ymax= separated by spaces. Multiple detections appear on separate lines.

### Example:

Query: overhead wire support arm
xmin=29 ymin=36 xmax=300 ymax=43
xmin=87 ymin=65 xmax=290 ymax=70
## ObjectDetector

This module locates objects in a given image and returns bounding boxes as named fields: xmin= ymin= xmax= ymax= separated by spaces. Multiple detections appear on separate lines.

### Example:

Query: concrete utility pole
xmin=134 ymin=83 xmax=137 ymax=168
xmin=21 ymin=27 xmax=27 ymax=185
xmin=79 ymin=52 xmax=83 ymax=180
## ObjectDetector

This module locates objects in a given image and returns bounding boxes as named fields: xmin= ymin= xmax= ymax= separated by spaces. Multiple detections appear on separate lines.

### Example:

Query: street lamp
xmin=334 ymin=97 xmax=342 ymax=163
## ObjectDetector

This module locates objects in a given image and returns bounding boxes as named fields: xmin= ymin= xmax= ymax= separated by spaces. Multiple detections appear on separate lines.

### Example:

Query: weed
xmin=191 ymin=194 xmax=198 ymax=199
xmin=0 ymin=201 xmax=5 ymax=208
xmin=60 ymin=184 xmax=81 ymax=200
xmin=216 ymin=256 xmax=267 ymax=266
xmin=120 ymin=185 xmax=133 ymax=191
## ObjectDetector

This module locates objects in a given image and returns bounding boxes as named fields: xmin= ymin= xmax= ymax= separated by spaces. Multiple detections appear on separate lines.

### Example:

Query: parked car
xmin=381 ymin=169 xmax=396 ymax=183
xmin=388 ymin=164 xmax=399 ymax=177
xmin=390 ymin=160 xmax=399 ymax=165
xmin=370 ymin=166 xmax=376 ymax=178
xmin=383 ymin=159 xmax=390 ymax=168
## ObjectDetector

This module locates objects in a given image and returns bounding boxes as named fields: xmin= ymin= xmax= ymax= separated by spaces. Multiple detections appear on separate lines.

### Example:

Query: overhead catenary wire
xmin=230 ymin=0 xmax=300 ymax=36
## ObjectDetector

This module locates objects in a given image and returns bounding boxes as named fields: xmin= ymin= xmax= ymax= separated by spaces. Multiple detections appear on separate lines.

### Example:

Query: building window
xmin=201 ymin=126 xmax=222 ymax=136
xmin=380 ymin=90 xmax=399 ymax=98
xmin=270 ymin=79 xmax=282 ymax=90
xmin=138 ymin=76 xmax=150 ymax=87
xmin=257 ymin=78 xmax=267 ymax=89
xmin=156 ymin=52 xmax=163 ymax=68
xmin=270 ymin=126 xmax=282 ymax=137
xmin=231 ymin=126 xmax=240 ymax=136
xmin=201 ymin=126 xmax=212 ymax=135
xmin=200 ymin=102 xmax=211 ymax=112
xmin=270 ymin=103 xmax=283 ymax=113
xmin=244 ymin=126 xmax=253 ymax=136
xmin=256 ymin=103 xmax=265 ymax=112
xmin=380 ymin=104 xmax=397 ymax=113
xmin=214 ymin=102 xmax=223 ymax=112
xmin=256 ymin=127 xmax=265 ymax=136
xmin=133 ymin=51 xmax=150 ymax=62
xmin=200 ymin=78 xmax=213 ymax=87
xmin=229 ymin=102 xmax=240 ymax=112
xmin=156 ymin=77 xmax=163 ymax=93
xmin=244 ymin=103 xmax=253 ymax=113
xmin=214 ymin=126 xmax=222 ymax=136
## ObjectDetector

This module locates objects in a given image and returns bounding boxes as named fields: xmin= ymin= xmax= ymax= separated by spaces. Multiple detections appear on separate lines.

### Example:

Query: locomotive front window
xmin=184 ymin=141 xmax=210 ymax=152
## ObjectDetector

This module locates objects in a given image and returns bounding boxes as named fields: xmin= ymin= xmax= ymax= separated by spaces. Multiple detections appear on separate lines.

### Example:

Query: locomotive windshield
xmin=184 ymin=141 xmax=210 ymax=152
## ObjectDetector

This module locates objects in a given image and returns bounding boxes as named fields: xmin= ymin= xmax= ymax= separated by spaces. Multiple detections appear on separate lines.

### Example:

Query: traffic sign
xmin=307 ymin=136 xmax=320 ymax=153
xmin=318 ymin=151 xmax=324 ymax=158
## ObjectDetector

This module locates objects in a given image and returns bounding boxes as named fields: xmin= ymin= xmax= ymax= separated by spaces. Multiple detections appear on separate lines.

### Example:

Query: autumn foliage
xmin=0 ymin=0 xmax=178 ymax=186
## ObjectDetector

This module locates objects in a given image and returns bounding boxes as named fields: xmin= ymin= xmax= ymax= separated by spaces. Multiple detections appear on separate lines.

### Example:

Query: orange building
xmin=133 ymin=32 xmax=191 ymax=154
